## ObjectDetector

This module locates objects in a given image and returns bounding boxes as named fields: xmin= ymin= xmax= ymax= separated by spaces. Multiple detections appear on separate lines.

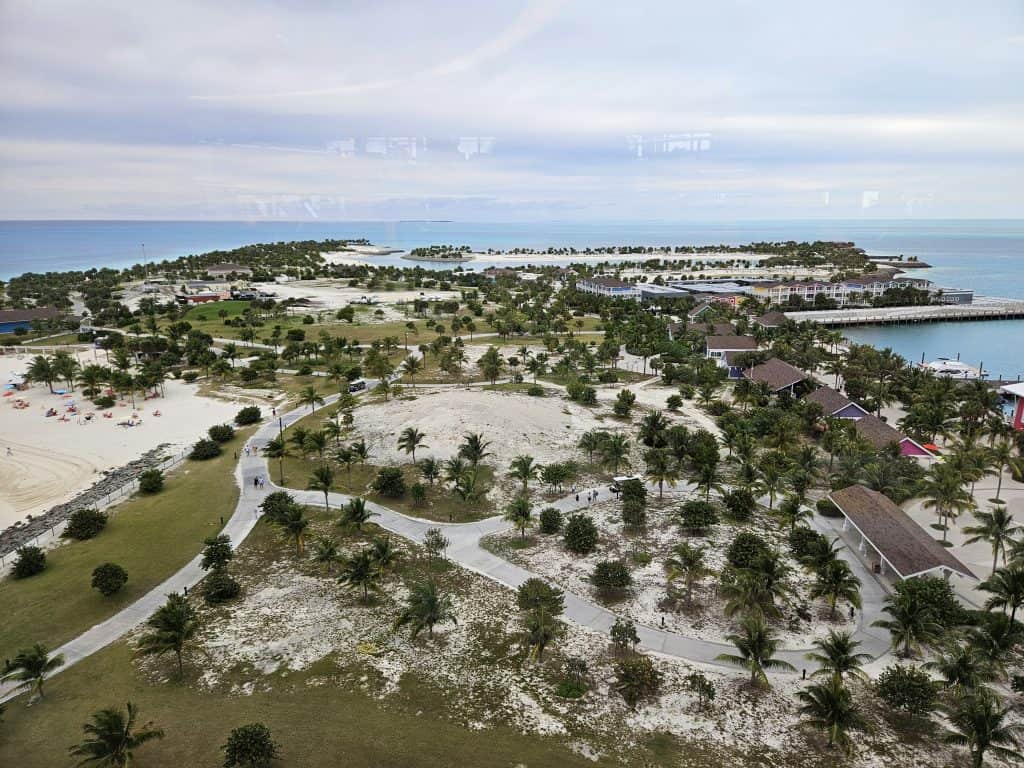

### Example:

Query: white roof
xmin=999 ymin=381 xmax=1024 ymax=398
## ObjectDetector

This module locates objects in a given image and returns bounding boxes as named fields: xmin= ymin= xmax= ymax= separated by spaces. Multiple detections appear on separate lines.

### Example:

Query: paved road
xmin=1 ymin=392 xmax=893 ymax=703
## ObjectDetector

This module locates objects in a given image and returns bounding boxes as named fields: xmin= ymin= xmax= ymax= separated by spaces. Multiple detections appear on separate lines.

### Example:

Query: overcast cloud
xmin=1 ymin=0 xmax=1021 ymax=220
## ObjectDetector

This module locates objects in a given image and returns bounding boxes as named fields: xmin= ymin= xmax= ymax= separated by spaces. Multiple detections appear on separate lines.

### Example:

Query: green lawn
xmin=0 ymin=428 xmax=252 ymax=658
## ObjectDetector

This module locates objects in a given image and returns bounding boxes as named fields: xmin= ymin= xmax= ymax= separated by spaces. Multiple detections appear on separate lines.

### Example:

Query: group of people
xmin=572 ymin=487 xmax=600 ymax=504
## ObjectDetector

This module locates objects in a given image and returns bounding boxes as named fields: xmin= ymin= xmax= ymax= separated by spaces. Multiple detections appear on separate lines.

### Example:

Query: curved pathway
xmin=1 ymin=392 xmax=892 ymax=703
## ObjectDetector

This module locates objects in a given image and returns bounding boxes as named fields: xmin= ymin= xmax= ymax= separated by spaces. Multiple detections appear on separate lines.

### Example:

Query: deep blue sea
xmin=0 ymin=219 xmax=1021 ymax=377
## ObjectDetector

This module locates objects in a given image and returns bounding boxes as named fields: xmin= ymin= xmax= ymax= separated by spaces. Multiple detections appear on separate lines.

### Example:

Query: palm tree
xmin=401 ymin=354 xmax=423 ymax=387
xmin=136 ymin=593 xmax=198 ymax=677
xmin=349 ymin=439 xmax=370 ymax=469
xmin=68 ymin=701 xmax=164 ymax=767
xmin=578 ymin=430 xmax=605 ymax=464
xmin=370 ymin=535 xmax=400 ymax=572
xmin=600 ymin=433 xmax=630 ymax=474
xmin=275 ymin=505 xmax=310 ymax=555
xmin=806 ymin=630 xmax=870 ymax=682
xmin=809 ymin=560 xmax=862 ymax=620
xmin=418 ymin=456 xmax=441 ymax=485
xmin=299 ymin=385 xmax=325 ymax=412
xmin=509 ymin=455 xmax=540 ymax=491
xmin=665 ymin=542 xmax=710 ymax=602
xmin=800 ymin=536 xmax=844 ymax=574
xmin=715 ymin=614 xmax=794 ymax=688
xmin=312 ymin=536 xmax=340 ymax=574
xmin=757 ymin=452 xmax=788 ymax=511
xmin=942 ymin=688 xmax=1024 ymax=768
xmin=477 ymin=346 xmax=505 ymax=384
xmin=924 ymin=644 xmax=998 ymax=692
xmin=397 ymin=427 xmax=428 ymax=463
xmin=522 ymin=606 xmax=560 ymax=662
xmin=964 ymin=502 xmax=1021 ymax=575
xmin=340 ymin=497 xmax=374 ymax=531
xmin=459 ymin=432 xmax=491 ymax=466
xmin=393 ymin=581 xmax=456 ymax=638
xmin=921 ymin=462 xmax=976 ymax=543
xmin=979 ymin=563 xmax=1024 ymax=624
xmin=307 ymin=465 xmax=334 ymax=511
xmin=988 ymin=440 xmax=1016 ymax=500
xmin=644 ymin=448 xmax=678 ymax=498
xmin=2 ymin=642 xmax=65 ymax=699
xmin=339 ymin=549 xmax=382 ymax=603
xmin=504 ymin=495 xmax=533 ymax=539
xmin=872 ymin=591 xmax=942 ymax=658
xmin=796 ymin=675 xmax=866 ymax=753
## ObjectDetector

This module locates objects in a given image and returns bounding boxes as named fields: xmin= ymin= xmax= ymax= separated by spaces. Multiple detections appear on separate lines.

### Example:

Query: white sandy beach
xmin=0 ymin=350 xmax=240 ymax=531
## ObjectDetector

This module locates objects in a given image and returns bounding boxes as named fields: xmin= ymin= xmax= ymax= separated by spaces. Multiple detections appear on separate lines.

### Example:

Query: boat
xmin=920 ymin=357 xmax=984 ymax=380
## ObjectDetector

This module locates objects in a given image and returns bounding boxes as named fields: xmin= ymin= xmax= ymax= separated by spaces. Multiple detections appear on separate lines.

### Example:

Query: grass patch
xmin=0 ymin=429 xmax=253 ymax=658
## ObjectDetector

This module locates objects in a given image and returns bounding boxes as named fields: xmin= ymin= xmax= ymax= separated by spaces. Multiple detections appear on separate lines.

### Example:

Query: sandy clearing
xmin=263 ymin=277 xmax=461 ymax=311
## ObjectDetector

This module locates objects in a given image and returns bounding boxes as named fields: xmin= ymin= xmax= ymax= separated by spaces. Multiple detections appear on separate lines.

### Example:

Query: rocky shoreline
xmin=0 ymin=445 xmax=174 ymax=558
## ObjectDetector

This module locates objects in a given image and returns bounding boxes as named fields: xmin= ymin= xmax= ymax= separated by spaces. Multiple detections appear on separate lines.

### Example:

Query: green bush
xmin=222 ymin=723 xmax=280 ymax=768
xmin=722 ymin=488 xmax=755 ymax=522
xmin=875 ymin=665 xmax=937 ymax=715
xmin=727 ymin=531 xmax=770 ymax=569
xmin=208 ymin=423 xmax=236 ymax=443
xmin=666 ymin=394 xmax=683 ymax=411
xmin=597 ymin=370 xmax=618 ymax=384
xmin=91 ymin=562 xmax=128 ymax=596
xmin=622 ymin=497 xmax=647 ymax=529
xmin=788 ymin=526 xmax=826 ymax=561
xmin=516 ymin=578 xmax=565 ymax=615
xmin=527 ymin=385 xmax=545 ymax=397
xmin=614 ymin=655 xmax=662 ymax=709
xmin=566 ymin=380 xmax=597 ymax=405
xmin=410 ymin=481 xmax=427 ymax=507
xmin=235 ymin=406 xmax=262 ymax=425
xmin=680 ymin=500 xmax=718 ymax=534
xmin=63 ymin=508 xmax=108 ymax=540
xmin=296 ymin=364 xmax=313 ymax=376
xmin=371 ymin=466 xmax=407 ymax=498
xmin=138 ymin=468 xmax=164 ymax=494
xmin=190 ymin=438 xmax=222 ymax=460
xmin=203 ymin=569 xmax=241 ymax=604
xmin=182 ymin=371 xmax=199 ymax=383
xmin=539 ymin=506 xmax=563 ymax=534
xmin=92 ymin=394 xmax=116 ymax=408
xmin=893 ymin=576 xmax=965 ymax=629
xmin=592 ymin=560 xmax=632 ymax=593
xmin=816 ymin=497 xmax=842 ymax=518
xmin=563 ymin=513 xmax=599 ymax=554
xmin=12 ymin=546 xmax=47 ymax=579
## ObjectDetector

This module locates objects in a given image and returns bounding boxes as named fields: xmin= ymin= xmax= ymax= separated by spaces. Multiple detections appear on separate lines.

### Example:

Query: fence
xmin=0 ymin=445 xmax=193 ymax=567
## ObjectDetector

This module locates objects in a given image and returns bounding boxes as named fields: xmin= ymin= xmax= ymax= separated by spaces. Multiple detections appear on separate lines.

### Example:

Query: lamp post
xmin=277 ymin=415 xmax=285 ymax=485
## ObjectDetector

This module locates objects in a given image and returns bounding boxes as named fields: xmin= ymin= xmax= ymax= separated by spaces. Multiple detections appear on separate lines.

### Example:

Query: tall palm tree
xmin=349 ymin=439 xmax=370 ymax=469
xmin=872 ymin=592 xmax=942 ymax=658
xmin=303 ymin=430 xmax=329 ymax=461
xmin=339 ymin=549 xmax=382 ymax=603
xmin=600 ymin=433 xmax=630 ymax=474
xmin=2 ymin=643 xmax=65 ymax=699
xmin=370 ymin=535 xmax=400 ymax=572
xmin=401 ymin=354 xmax=423 ymax=386
xmin=644 ymin=448 xmax=679 ymax=498
xmin=921 ymin=462 xmax=975 ymax=543
xmin=963 ymin=502 xmax=1021 ymax=575
xmin=26 ymin=355 xmax=57 ymax=392
xmin=665 ymin=542 xmax=710 ymax=602
xmin=806 ymin=631 xmax=870 ymax=682
xmin=307 ymin=465 xmax=335 ymax=511
xmin=809 ymin=560 xmax=862 ymax=620
xmin=340 ymin=497 xmax=374 ymax=531
xmin=311 ymin=536 xmax=340 ymax=574
xmin=715 ymin=615 xmax=794 ymax=688
xmin=504 ymin=495 xmax=533 ymax=539
xmin=299 ymin=385 xmax=325 ymax=412
xmin=757 ymin=452 xmax=788 ymax=511
xmin=942 ymin=688 xmax=1024 ymax=768
xmin=510 ymin=455 xmax=540 ymax=491
xmin=979 ymin=563 xmax=1024 ymax=624
xmin=988 ymin=441 xmax=1016 ymax=500
xmin=796 ymin=675 xmax=866 ymax=753
xmin=522 ymin=605 xmax=560 ymax=662
xmin=136 ymin=593 xmax=198 ymax=677
xmin=68 ymin=701 xmax=164 ymax=767
xmin=393 ymin=580 xmax=455 ymax=638
xmin=275 ymin=505 xmax=310 ymax=555
xmin=578 ymin=430 xmax=605 ymax=464
xmin=418 ymin=456 xmax=441 ymax=485
xmin=459 ymin=432 xmax=492 ymax=466
xmin=397 ymin=426 xmax=428 ymax=463
xmin=924 ymin=644 xmax=998 ymax=692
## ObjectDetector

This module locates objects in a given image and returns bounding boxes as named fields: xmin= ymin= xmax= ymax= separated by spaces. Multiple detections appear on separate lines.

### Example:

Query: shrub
xmin=62 ymin=508 xmax=108 ymax=540
xmin=622 ymin=498 xmax=647 ymax=529
xmin=12 ymin=546 xmax=46 ymax=579
xmin=893 ymin=576 xmax=964 ymax=629
xmin=208 ymin=423 xmax=236 ymax=443
xmin=203 ymin=569 xmax=241 ymax=604
xmin=91 ymin=562 xmax=128 ymax=596
xmin=201 ymin=534 xmax=234 ymax=571
xmin=222 ymin=723 xmax=280 ymax=768
xmin=92 ymin=394 xmax=116 ymax=408
xmin=410 ymin=481 xmax=427 ymax=507
xmin=727 ymin=531 xmax=770 ymax=569
xmin=138 ymin=468 xmax=164 ymax=494
xmin=527 ymin=384 xmax=545 ymax=397
xmin=563 ymin=513 xmax=599 ymax=555
xmin=592 ymin=560 xmax=632 ymax=594
xmin=371 ymin=466 xmax=407 ymax=498
xmin=666 ymin=394 xmax=683 ymax=411
xmin=296 ymin=364 xmax=313 ymax=376
xmin=614 ymin=655 xmax=662 ymax=708
xmin=182 ymin=371 xmax=199 ymax=383
xmin=611 ymin=617 xmax=640 ymax=652
xmin=566 ymin=380 xmax=597 ymax=405
xmin=788 ymin=526 xmax=826 ymax=561
xmin=875 ymin=665 xmax=937 ymax=715
xmin=612 ymin=389 xmax=636 ymax=417
xmin=722 ymin=488 xmax=755 ymax=522
xmin=190 ymin=438 xmax=222 ymax=460
xmin=516 ymin=578 xmax=566 ymax=615
xmin=239 ymin=367 xmax=260 ymax=383
xmin=816 ymin=497 xmax=842 ymax=518
xmin=621 ymin=479 xmax=647 ymax=505
xmin=539 ymin=507 xmax=563 ymax=534
xmin=597 ymin=370 xmax=618 ymax=384
xmin=679 ymin=500 xmax=718 ymax=534
xmin=678 ymin=383 xmax=696 ymax=399
xmin=235 ymin=406 xmax=262 ymax=425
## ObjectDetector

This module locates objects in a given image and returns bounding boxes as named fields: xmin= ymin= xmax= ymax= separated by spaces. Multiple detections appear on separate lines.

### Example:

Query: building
xmin=638 ymin=284 xmax=691 ymax=303
xmin=852 ymin=414 xmax=933 ymax=457
xmin=742 ymin=357 xmax=809 ymax=394
xmin=686 ymin=301 xmax=715 ymax=321
xmin=805 ymin=386 xmax=870 ymax=419
xmin=753 ymin=311 xmax=788 ymax=329
xmin=747 ymin=271 xmax=933 ymax=308
xmin=178 ymin=291 xmax=230 ymax=305
xmin=705 ymin=335 xmax=759 ymax=378
xmin=829 ymin=485 xmax=975 ymax=580
xmin=482 ymin=267 xmax=518 ymax=281
xmin=206 ymin=262 xmax=253 ymax=277
xmin=0 ymin=307 xmax=65 ymax=334
xmin=576 ymin=276 xmax=641 ymax=299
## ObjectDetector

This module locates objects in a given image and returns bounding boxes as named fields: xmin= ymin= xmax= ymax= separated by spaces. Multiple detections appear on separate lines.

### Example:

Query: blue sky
xmin=1 ymin=0 xmax=1022 ymax=220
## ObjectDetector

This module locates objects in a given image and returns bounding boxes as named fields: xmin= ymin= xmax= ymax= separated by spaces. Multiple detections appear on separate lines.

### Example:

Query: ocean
xmin=1 ymin=218 xmax=1021 ymax=377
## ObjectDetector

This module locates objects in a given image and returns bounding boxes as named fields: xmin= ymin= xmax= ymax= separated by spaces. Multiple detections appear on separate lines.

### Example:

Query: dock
xmin=784 ymin=297 xmax=1024 ymax=327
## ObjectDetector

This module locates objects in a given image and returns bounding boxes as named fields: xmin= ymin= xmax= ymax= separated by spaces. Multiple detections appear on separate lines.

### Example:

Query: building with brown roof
xmin=706 ymin=335 xmax=759 ymax=378
xmin=0 ymin=307 xmax=67 ymax=334
xmin=754 ymin=311 xmax=788 ymax=328
xmin=742 ymin=357 xmax=808 ymax=393
xmin=806 ymin=386 xmax=870 ymax=419
xmin=829 ymin=485 xmax=974 ymax=580
xmin=852 ymin=414 xmax=932 ymax=457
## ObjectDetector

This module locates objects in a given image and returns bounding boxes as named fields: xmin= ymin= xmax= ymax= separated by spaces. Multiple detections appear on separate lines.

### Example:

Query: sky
xmin=0 ymin=0 xmax=1022 ymax=221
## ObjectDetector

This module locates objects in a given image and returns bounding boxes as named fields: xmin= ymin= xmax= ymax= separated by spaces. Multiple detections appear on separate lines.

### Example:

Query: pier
xmin=784 ymin=297 xmax=1024 ymax=327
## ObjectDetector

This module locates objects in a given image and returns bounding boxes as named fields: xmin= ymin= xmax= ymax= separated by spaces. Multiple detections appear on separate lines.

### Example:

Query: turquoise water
xmin=0 ymin=218 xmax=1021 ymax=375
